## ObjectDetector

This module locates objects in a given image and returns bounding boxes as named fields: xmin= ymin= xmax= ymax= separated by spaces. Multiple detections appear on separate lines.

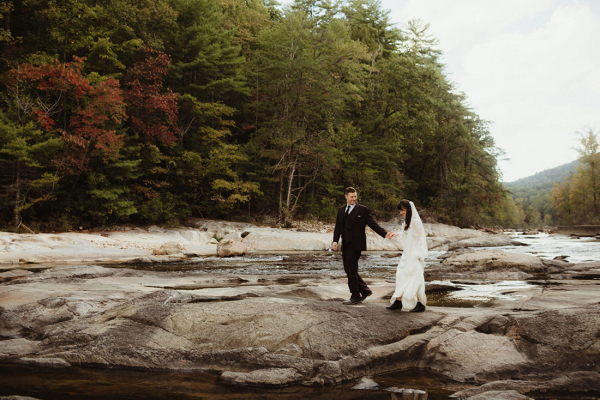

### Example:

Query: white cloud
xmin=463 ymin=4 xmax=600 ymax=100
xmin=457 ymin=3 xmax=600 ymax=181
xmin=386 ymin=0 xmax=554 ymax=52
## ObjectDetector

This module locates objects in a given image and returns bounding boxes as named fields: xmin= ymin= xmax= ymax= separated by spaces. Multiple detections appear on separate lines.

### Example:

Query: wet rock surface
xmin=1 ymin=249 xmax=599 ymax=399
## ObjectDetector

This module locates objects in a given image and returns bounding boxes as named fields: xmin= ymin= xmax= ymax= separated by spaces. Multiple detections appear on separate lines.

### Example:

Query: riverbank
xmin=0 ymin=219 xmax=522 ymax=266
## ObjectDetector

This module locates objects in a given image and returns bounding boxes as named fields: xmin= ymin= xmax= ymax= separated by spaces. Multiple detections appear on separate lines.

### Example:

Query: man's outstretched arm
xmin=365 ymin=210 xmax=397 ymax=239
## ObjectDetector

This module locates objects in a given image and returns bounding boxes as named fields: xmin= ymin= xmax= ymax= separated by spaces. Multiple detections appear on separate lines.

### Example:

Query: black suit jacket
xmin=333 ymin=203 xmax=388 ymax=251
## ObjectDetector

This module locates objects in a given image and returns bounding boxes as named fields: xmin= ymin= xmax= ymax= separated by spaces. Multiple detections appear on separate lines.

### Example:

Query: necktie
xmin=342 ymin=206 xmax=349 ymax=234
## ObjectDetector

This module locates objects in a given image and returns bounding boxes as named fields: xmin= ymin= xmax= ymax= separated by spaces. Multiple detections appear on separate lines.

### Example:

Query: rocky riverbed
xmin=1 ymin=221 xmax=600 ymax=399
xmin=0 ymin=219 xmax=521 ymax=265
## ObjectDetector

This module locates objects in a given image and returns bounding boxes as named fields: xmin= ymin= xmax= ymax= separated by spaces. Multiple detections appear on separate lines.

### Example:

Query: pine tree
xmin=0 ymin=112 xmax=61 ymax=229
xmin=247 ymin=6 xmax=368 ymax=223
xmin=165 ymin=0 xmax=259 ymax=217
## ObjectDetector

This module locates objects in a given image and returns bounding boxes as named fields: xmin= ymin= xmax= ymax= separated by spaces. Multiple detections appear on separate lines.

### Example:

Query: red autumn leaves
xmin=5 ymin=49 xmax=177 ymax=175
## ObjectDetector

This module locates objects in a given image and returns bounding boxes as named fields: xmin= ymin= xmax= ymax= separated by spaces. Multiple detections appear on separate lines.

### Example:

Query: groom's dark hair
xmin=345 ymin=186 xmax=356 ymax=194
xmin=398 ymin=199 xmax=412 ymax=231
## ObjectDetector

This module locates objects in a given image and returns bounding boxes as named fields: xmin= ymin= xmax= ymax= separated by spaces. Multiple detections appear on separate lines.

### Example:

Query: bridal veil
xmin=390 ymin=201 xmax=428 ymax=309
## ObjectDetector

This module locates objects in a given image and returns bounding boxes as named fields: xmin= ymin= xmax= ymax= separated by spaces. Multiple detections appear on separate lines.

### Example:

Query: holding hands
xmin=332 ymin=231 xmax=397 ymax=251
xmin=385 ymin=231 xmax=398 ymax=239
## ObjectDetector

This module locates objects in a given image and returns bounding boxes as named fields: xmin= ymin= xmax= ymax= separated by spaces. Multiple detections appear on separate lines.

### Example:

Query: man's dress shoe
xmin=360 ymin=291 xmax=373 ymax=301
xmin=342 ymin=298 xmax=363 ymax=305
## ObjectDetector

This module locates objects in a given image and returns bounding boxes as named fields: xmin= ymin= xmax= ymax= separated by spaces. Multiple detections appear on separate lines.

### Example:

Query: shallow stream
xmin=0 ymin=363 xmax=460 ymax=399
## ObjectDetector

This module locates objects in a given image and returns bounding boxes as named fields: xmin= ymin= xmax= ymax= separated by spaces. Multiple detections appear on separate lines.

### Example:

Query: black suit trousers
xmin=342 ymin=243 xmax=370 ymax=299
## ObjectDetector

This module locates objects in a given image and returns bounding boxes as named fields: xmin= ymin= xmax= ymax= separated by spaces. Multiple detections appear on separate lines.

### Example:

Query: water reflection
xmin=0 ymin=364 xmax=454 ymax=400
xmin=426 ymin=292 xmax=486 ymax=308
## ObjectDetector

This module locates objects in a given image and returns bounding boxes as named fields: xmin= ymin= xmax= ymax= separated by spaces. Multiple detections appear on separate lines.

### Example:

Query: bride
xmin=387 ymin=199 xmax=427 ymax=312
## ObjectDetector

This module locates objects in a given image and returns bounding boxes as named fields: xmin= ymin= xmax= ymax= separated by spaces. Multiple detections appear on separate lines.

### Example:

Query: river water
xmin=2 ymin=232 xmax=598 ymax=399
xmin=488 ymin=232 xmax=600 ymax=264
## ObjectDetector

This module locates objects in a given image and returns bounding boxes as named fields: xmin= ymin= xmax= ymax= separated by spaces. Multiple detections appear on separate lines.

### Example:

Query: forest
xmin=505 ymin=160 xmax=578 ymax=227
xmin=552 ymin=129 xmax=600 ymax=225
xmin=0 ymin=0 xmax=526 ymax=231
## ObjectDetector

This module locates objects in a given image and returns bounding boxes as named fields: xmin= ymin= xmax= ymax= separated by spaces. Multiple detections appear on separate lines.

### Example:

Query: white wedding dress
xmin=391 ymin=201 xmax=428 ymax=310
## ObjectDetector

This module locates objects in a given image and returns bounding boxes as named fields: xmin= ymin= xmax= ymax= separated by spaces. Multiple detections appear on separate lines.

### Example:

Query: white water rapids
xmin=486 ymin=231 xmax=600 ymax=263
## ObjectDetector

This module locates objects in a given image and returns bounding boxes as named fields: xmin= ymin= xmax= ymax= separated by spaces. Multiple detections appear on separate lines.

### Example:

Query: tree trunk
xmin=13 ymin=160 xmax=21 ymax=227
xmin=284 ymin=156 xmax=297 ymax=225
xmin=278 ymin=172 xmax=284 ymax=225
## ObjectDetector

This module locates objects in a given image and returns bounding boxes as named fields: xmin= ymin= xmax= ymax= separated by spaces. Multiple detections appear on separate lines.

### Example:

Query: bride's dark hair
xmin=398 ymin=199 xmax=412 ymax=231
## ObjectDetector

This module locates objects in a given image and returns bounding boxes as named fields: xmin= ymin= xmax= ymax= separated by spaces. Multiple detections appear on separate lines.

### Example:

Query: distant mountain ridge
xmin=504 ymin=160 xmax=579 ymax=189
xmin=504 ymin=160 xmax=579 ymax=225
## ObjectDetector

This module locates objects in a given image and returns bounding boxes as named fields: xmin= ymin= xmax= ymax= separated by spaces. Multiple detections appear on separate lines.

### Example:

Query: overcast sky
xmin=278 ymin=0 xmax=600 ymax=182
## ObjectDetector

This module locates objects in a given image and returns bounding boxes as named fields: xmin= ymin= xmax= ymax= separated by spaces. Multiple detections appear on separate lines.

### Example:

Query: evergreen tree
xmin=247 ymin=6 xmax=368 ymax=223
xmin=167 ymin=0 xmax=259 ymax=218
xmin=0 ymin=112 xmax=61 ymax=229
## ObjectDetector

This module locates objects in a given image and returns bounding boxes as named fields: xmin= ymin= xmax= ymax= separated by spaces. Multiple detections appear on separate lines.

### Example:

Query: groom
xmin=332 ymin=187 xmax=395 ymax=305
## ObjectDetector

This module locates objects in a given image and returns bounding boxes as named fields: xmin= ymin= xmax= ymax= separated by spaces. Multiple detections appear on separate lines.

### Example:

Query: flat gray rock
xmin=1 ymin=255 xmax=600 ymax=396
xmin=221 ymin=368 xmax=303 ymax=386
xmin=466 ymin=390 xmax=533 ymax=400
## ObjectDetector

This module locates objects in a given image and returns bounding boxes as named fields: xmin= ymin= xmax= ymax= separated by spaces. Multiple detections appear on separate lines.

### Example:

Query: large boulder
xmin=221 ymin=368 xmax=303 ymax=387
xmin=108 ymin=228 xmax=214 ymax=248
xmin=0 ymin=228 xmax=217 ymax=264
xmin=242 ymin=229 xmax=330 ymax=251
xmin=217 ymin=239 xmax=247 ymax=257
xmin=153 ymin=241 xmax=185 ymax=255
xmin=425 ymin=223 xmax=483 ymax=241
xmin=241 ymin=228 xmax=402 ymax=252
xmin=436 ymin=250 xmax=547 ymax=273
xmin=425 ymin=327 xmax=530 ymax=382
xmin=489 ymin=307 xmax=600 ymax=372
xmin=186 ymin=219 xmax=257 ymax=240
xmin=448 ymin=236 xmax=526 ymax=250
xmin=465 ymin=390 xmax=533 ymax=400
xmin=0 ymin=220 xmax=526 ymax=265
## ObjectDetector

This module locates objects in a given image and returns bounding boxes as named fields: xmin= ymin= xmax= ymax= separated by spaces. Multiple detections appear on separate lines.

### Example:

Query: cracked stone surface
xmin=1 ymin=252 xmax=600 ymax=397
